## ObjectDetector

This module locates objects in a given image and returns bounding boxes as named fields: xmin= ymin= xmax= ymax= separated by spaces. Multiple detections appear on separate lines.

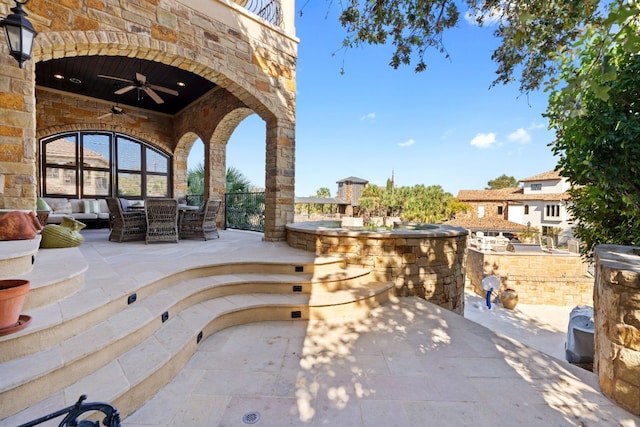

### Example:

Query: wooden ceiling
xmin=36 ymin=56 xmax=217 ymax=115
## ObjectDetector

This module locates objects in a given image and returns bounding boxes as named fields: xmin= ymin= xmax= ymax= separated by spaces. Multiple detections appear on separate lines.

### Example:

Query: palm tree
xmin=187 ymin=163 xmax=205 ymax=206
xmin=226 ymin=166 xmax=252 ymax=193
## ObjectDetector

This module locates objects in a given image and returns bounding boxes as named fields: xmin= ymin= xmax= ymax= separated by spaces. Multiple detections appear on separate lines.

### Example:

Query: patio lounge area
xmin=1 ymin=229 xmax=638 ymax=426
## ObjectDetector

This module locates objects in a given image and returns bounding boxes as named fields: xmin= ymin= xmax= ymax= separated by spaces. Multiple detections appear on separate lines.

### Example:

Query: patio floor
xmin=10 ymin=229 xmax=640 ymax=426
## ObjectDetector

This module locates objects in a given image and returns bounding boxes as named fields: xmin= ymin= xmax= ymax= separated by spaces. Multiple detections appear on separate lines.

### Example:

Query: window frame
xmin=41 ymin=131 xmax=172 ymax=199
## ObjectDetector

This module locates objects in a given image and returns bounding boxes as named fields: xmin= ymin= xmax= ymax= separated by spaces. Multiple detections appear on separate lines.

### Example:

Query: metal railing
xmin=225 ymin=192 xmax=265 ymax=232
xmin=238 ymin=0 xmax=283 ymax=27
xmin=18 ymin=395 xmax=120 ymax=427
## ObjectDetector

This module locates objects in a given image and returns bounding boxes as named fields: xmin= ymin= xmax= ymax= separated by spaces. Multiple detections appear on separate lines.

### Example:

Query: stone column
xmin=264 ymin=118 xmax=294 ymax=241
xmin=594 ymin=244 xmax=640 ymax=415
xmin=0 ymin=57 xmax=37 ymax=210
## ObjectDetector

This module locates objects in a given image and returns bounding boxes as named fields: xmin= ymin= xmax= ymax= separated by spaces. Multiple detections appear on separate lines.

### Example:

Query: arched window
xmin=41 ymin=132 xmax=171 ymax=199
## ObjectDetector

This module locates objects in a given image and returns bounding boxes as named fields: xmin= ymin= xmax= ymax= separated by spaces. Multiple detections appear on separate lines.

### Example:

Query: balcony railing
xmin=236 ymin=0 xmax=283 ymax=27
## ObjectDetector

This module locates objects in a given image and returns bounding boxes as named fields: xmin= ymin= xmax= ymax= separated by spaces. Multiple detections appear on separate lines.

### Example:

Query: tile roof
xmin=457 ymin=187 xmax=522 ymax=201
xmin=519 ymin=169 xmax=562 ymax=182
xmin=457 ymin=187 xmax=569 ymax=202
xmin=444 ymin=217 xmax=529 ymax=232
xmin=336 ymin=176 xmax=369 ymax=184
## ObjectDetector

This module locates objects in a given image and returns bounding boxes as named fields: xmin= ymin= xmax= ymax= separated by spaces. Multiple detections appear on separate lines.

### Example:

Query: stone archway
xmin=3 ymin=0 xmax=297 ymax=240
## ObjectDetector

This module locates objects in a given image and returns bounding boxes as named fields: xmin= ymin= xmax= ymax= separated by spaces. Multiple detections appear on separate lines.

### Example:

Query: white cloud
xmin=470 ymin=133 xmax=497 ymax=149
xmin=360 ymin=112 xmax=376 ymax=121
xmin=508 ymin=128 xmax=531 ymax=144
xmin=463 ymin=7 xmax=502 ymax=26
xmin=398 ymin=139 xmax=415 ymax=148
xmin=527 ymin=122 xmax=545 ymax=130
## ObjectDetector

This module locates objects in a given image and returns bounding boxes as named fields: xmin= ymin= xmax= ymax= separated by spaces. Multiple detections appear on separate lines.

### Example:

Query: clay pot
xmin=0 ymin=279 xmax=30 ymax=330
xmin=500 ymin=288 xmax=519 ymax=310
xmin=41 ymin=217 xmax=86 ymax=248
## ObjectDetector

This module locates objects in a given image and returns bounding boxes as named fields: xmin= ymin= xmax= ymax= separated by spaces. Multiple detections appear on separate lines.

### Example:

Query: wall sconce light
xmin=1 ymin=0 xmax=38 ymax=68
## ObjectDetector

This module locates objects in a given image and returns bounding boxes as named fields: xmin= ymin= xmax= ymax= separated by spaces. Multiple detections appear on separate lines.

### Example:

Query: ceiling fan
xmin=98 ymin=72 xmax=179 ymax=104
xmin=98 ymin=105 xmax=148 ymax=123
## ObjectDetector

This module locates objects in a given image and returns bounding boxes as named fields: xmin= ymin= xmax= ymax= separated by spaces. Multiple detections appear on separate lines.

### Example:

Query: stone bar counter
xmin=286 ymin=221 xmax=469 ymax=314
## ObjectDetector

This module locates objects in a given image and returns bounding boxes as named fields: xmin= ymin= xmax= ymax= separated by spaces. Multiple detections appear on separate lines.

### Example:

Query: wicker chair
xmin=145 ymin=198 xmax=179 ymax=244
xmin=179 ymin=198 xmax=221 ymax=241
xmin=106 ymin=197 xmax=146 ymax=242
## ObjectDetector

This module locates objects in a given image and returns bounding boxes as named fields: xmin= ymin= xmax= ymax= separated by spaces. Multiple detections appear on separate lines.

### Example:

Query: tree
xmin=547 ymin=31 xmax=640 ymax=258
xmin=328 ymin=1 xmax=640 ymax=103
xmin=314 ymin=187 xmax=331 ymax=198
xmin=357 ymin=183 xmax=464 ymax=223
xmin=486 ymin=174 xmax=518 ymax=190
xmin=226 ymin=166 xmax=252 ymax=193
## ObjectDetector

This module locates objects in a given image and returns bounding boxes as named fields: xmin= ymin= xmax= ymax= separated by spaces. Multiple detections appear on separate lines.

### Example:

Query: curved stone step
xmin=0 ymin=260 xmax=351 ymax=362
xmin=1 ymin=282 xmax=394 ymax=424
xmin=0 ymin=236 xmax=40 ymax=278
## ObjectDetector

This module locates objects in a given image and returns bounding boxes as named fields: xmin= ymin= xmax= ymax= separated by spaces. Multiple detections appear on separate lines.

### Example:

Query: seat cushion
xmin=82 ymin=199 xmax=101 ymax=214
xmin=47 ymin=199 xmax=72 ymax=214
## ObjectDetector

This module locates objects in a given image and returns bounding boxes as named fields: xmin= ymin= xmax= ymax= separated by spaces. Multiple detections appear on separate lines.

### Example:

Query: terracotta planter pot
xmin=499 ymin=288 xmax=519 ymax=310
xmin=0 ymin=279 xmax=30 ymax=329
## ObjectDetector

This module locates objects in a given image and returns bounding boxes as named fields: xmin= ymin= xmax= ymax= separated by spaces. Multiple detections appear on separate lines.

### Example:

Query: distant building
xmin=336 ymin=176 xmax=368 ymax=217
xmin=451 ymin=170 xmax=573 ymax=244
xmin=294 ymin=176 xmax=369 ymax=219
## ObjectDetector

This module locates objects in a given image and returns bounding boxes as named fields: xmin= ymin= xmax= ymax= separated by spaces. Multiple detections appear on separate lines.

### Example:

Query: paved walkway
xmin=125 ymin=289 xmax=637 ymax=426
xmin=18 ymin=229 xmax=636 ymax=427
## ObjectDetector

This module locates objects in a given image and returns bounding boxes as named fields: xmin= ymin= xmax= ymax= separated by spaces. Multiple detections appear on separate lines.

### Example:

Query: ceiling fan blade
xmin=136 ymin=72 xmax=146 ymax=85
xmin=129 ymin=112 xmax=148 ymax=119
xmin=97 ymin=113 xmax=112 ymax=120
xmin=114 ymin=85 xmax=136 ymax=95
xmin=148 ymin=84 xmax=179 ymax=97
xmin=144 ymin=87 xmax=164 ymax=104
xmin=98 ymin=74 xmax=133 ymax=84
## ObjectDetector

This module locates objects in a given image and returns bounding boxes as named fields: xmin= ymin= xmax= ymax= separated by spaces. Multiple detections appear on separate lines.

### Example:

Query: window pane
xmin=146 ymin=175 xmax=168 ymax=197
xmin=45 ymin=136 xmax=77 ymax=166
xmin=83 ymin=170 xmax=110 ymax=196
xmin=117 ymin=138 xmax=141 ymax=171
xmin=45 ymin=167 xmax=76 ymax=195
xmin=118 ymin=173 xmax=142 ymax=196
xmin=83 ymin=134 xmax=110 ymax=168
xmin=146 ymin=147 xmax=168 ymax=173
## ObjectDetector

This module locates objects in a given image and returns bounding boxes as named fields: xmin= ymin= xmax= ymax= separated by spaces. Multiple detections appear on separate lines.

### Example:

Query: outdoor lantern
xmin=1 ymin=0 xmax=37 ymax=68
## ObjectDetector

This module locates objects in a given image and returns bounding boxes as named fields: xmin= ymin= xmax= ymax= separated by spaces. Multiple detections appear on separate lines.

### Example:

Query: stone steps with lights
xmin=0 ymin=236 xmax=41 ymax=279
xmin=0 ymin=255 xmax=393 ymax=424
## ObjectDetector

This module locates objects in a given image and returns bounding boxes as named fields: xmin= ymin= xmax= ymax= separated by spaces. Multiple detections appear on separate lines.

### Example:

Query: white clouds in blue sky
xmin=470 ymin=132 xmax=497 ymax=149
xmin=398 ymin=139 xmax=415 ymax=147
xmin=508 ymin=128 xmax=531 ymax=144
xmin=217 ymin=3 xmax=559 ymax=197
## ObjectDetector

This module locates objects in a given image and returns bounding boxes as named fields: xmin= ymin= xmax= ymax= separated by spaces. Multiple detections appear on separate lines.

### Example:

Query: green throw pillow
xmin=37 ymin=197 xmax=51 ymax=211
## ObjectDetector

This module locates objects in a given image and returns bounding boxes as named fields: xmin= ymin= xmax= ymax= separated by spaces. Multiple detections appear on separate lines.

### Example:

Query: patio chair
xmin=179 ymin=198 xmax=221 ymax=241
xmin=106 ymin=197 xmax=146 ymax=242
xmin=145 ymin=198 xmax=179 ymax=244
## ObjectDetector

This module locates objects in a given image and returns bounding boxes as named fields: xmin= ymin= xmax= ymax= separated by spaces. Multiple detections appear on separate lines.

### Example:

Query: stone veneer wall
xmin=594 ymin=244 xmax=640 ymax=416
xmin=0 ymin=0 xmax=297 ymax=241
xmin=286 ymin=222 xmax=469 ymax=314
xmin=467 ymin=247 xmax=593 ymax=305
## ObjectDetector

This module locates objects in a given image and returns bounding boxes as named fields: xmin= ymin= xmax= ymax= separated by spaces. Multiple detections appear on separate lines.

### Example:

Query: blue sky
xmin=189 ymin=3 xmax=558 ymax=197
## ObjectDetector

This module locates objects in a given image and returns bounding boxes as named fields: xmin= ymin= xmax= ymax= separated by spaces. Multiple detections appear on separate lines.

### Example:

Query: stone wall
xmin=467 ymin=247 xmax=593 ymax=306
xmin=286 ymin=222 xmax=469 ymax=314
xmin=594 ymin=245 xmax=640 ymax=416
xmin=0 ymin=0 xmax=297 ymax=240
